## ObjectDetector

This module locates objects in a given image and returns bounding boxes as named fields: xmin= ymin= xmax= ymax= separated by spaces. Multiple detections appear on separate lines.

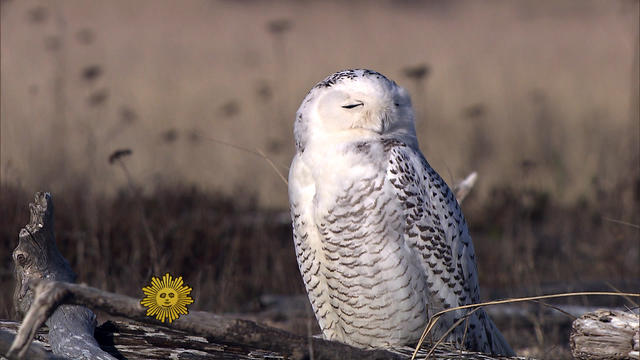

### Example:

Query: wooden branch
xmin=570 ymin=309 xmax=639 ymax=360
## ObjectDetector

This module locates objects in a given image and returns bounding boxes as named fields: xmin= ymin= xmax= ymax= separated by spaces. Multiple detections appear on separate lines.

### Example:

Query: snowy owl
xmin=288 ymin=69 xmax=514 ymax=356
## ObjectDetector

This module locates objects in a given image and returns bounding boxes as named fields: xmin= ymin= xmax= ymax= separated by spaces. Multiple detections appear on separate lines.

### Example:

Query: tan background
xmin=2 ymin=0 xmax=638 ymax=209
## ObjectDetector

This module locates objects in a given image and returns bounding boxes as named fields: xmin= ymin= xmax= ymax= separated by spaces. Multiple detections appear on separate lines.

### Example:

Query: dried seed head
xmin=82 ymin=65 xmax=102 ymax=82
xmin=267 ymin=19 xmax=292 ymax=35
xmin=402 ymin=64 xmax=431 ymax=81
xmin=162 ymin=129 xmax=178 ymax=144
xmin=109 ymin=149 xmax=132 ymax=164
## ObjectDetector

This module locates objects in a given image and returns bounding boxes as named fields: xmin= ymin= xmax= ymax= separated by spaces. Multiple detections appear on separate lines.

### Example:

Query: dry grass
xmin=0 ymin=183 xmax=304 ymax=314
xmin=1 ymin=0 xmax=639 ymax=359
xmin=412 ymin=292 xmax=640 ymax=359
xmin=1 ymin=179 xmax=637 ymax=358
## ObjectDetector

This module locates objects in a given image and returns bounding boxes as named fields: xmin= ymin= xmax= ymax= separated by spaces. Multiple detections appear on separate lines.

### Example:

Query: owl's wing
xmin=385 ymin=140 xmax=479 ymax=306
xmin=385 ymin=139 xmax=514 ymax=356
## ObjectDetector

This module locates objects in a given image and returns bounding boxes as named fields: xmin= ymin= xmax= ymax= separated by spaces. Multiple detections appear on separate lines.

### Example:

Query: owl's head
xmin=294 ymin=69 xmax=418 ymax=152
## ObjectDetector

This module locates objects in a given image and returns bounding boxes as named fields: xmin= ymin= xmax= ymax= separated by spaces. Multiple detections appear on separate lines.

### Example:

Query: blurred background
xmin=1 ymin=0 xmax=638 ymax=358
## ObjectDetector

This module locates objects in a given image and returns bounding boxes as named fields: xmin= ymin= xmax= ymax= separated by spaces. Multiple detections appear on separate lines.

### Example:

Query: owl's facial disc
xmin=294 ymin=69 xmax=419 ymax=152
xmin=316 ymin=88 xmax=391 ymax=134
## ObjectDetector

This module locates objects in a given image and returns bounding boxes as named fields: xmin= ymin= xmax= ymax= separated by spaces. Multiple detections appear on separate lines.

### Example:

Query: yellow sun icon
xmin=141 ymin=273 xmax=194 ymax=323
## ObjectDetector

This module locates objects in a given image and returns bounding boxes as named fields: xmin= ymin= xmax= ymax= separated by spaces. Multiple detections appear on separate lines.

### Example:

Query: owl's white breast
xmin=304 ymin=138 xmax=381 ymax=218
xmin=289 ymin=137 xmax=430 ymax=348
xmin=290 ymin=137 xmax=382 ymax=257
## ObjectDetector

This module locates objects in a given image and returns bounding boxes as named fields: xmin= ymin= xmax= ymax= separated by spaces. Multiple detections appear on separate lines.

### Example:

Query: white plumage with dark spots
xmin=288 ymin=69 xmax=514 ymax=356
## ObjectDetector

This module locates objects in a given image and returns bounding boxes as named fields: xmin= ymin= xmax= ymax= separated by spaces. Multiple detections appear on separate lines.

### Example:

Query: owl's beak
xmin=360 ymin=104 xmax=392 ymax=134
xmin=353 ymin=111 xmax=383 ymax=134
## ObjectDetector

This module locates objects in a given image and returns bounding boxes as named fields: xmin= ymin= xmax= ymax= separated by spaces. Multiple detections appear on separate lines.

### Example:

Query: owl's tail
xmin=467 ymin=309 xmax=516 ymax=356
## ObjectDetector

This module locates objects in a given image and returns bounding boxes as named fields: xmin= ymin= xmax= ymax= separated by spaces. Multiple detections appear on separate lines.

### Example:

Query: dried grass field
xmin=1 ymin=0 xmax=639 ymax=358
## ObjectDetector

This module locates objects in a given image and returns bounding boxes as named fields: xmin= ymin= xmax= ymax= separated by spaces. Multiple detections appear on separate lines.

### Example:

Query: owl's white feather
xmin=289 ymin=69 xmax=514 ymax=356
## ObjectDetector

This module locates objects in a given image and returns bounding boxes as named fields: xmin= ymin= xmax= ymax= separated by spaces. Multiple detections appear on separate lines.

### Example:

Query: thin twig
xmin=201 ymin=136 xmax=289 ymax=186
xmin=602 ymin=217 xmax=640 ymax=229
xmin=605 ymin=281 xmax=639 ymax=308
xmin=460 ymin=315 xmax=470 ymax=357
xmin=201 ymin=136 xmax=290 ymax=171
xmin=115 ymin=159 xmax=159 ymax=275
xmin=424 ymin=307 xmax=481 ymax=359
xmin=256 ymin=148 xmax=288 ymax=185
xmin=531 ymin=300 xmax=577 ymax=321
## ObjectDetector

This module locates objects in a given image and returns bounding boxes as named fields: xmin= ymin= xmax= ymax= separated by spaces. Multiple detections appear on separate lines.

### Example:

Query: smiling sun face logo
xmin=141 ymin=273 xmax=194 ymax=323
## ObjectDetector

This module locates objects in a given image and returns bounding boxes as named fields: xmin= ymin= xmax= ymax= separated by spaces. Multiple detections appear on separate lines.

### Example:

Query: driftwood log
xmin=570 ymin=309 xmax=640 ymax=360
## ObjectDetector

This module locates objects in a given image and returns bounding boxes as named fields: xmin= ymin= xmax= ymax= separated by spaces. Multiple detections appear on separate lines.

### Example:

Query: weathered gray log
xmin=1 ymin=319 xmax=288 ymax=360
xmin=570 ymin=309 xmax=639 ymax=360
xmin=10 ymin=192 xmax=115 ymax=360
xmin=1 ymin=315 xmax=521 ymax=360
